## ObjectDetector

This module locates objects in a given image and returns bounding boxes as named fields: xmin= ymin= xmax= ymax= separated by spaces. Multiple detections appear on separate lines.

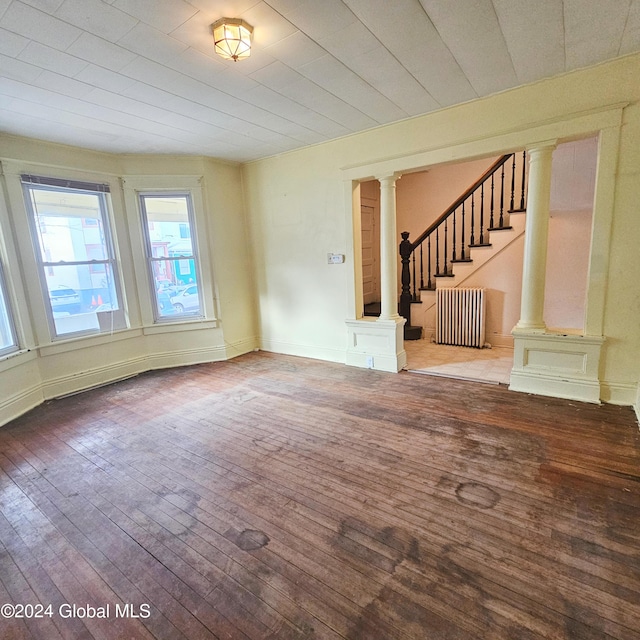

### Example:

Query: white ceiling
xmin=1 ymin=0 xmax=638 ymax=163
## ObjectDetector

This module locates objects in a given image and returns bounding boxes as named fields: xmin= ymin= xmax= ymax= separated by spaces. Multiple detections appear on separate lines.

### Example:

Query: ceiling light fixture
xmin=211 ymin=18 xmax=253 ymax=62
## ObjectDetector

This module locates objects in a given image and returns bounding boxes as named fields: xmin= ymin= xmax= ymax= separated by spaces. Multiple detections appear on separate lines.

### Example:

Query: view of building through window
xmin=139 ymin=193 xmax=202 ymax=319
xmin=22 ymin=177 xmax=121 ymax=337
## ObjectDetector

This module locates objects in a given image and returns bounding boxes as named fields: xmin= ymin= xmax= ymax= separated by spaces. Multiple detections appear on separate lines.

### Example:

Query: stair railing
xmin=402 ymin=151 xmax=527 ymax=301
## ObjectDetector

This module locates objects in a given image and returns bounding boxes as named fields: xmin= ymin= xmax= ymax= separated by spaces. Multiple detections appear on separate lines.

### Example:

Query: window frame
xmin=138 ymin=191 xmax=204 ymax=323
xmin=0 ymin=258 xmax=19 ymax=357
xmin=21 ymin=175 xmax=125 ymax=340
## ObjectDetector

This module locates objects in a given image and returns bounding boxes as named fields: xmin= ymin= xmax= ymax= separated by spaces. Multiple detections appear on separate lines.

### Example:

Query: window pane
xmin=46 ymin=264 xmax=119 ymax=335
xmin=142 ymin=195 xmax=194 ymax=255
xmin=155 ymin=260 xmax=200 ymax=316
xmin=28 ymin=188 xmax=108 ymax=262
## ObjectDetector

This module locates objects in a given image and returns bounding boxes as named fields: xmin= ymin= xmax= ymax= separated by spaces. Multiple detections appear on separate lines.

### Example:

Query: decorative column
xmin=515 ymin=141 xmax=556 ymax=332
xmin=378 ymin=174 xmax=401 ymax=321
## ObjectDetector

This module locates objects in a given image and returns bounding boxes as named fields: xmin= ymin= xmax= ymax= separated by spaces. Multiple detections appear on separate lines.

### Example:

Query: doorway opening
xmin=357 ymin=137 xmax=598 ymax=385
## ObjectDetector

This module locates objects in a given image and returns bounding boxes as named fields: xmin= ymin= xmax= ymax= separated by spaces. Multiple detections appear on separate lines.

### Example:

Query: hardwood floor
xmin=0 ymin=351 xmax=639 ymax=640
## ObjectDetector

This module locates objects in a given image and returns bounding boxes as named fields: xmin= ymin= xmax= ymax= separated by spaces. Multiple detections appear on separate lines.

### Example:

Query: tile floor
xmin=404 ymin=338 xmax=513 ymax=385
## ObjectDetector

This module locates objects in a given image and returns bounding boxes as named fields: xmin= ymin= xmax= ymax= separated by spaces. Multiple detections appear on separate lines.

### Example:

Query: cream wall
xmin=0 ymin=137 xmax=258 ymax=426
xmin=243 ymin=52 xmax=640 ymax=405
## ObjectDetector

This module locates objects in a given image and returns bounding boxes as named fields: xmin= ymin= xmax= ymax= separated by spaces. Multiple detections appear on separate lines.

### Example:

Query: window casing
xmin=138 ymin=193 xmax=203 ymax=321
xmin=0 ymin=258 xmax=18 ymax=357
xmin=21 ymin=175 xmax=124 ymax=339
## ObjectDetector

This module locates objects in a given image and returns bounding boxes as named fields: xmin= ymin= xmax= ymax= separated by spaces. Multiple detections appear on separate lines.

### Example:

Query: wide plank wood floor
xmin=1 ymin=351 xmax=639 ymax=640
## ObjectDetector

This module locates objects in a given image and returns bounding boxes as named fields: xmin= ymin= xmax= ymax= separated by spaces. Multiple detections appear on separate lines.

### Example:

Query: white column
xmin=377 ymin=174 xmax=401 ymax=321
xmin=515 ymin=141 xmax=556 ymax=332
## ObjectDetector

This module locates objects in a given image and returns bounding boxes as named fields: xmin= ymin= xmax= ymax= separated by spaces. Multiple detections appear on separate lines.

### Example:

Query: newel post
xmin=399 ymin=231 xmax=413 ymax=324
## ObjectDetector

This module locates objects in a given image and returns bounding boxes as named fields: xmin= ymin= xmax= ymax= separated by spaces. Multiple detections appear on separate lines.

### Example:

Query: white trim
xmin=0 ymin=383 xmax=44 ymax=428
xmin=144 ymin=345 xmax=228 ymax=370
xmin=142 ymin=319 xmax=219 ymax=335
xmin=341 ymin=103 xmax=626 ymax=180
xmin=600 ymin=381 xmax=640 ymax=409
xmin=40 ymin=356 xmax=148 ymax=400
xmin=223 ymin=336 xmax=260 ymax=359
xmin=509 ymin=370 xmax=602 ymax=404
xmin=260 ymin=338 xmax=347 ymax=364
xmin=346 ymin=317 xmax=407 ymax=372
xmin=510 ymin=331 xmax=605 ymax=404
xmin=121 ymin=174 xmax=218 ymax=326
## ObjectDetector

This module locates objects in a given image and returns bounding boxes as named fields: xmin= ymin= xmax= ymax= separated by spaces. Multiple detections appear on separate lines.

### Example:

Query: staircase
xmin=400 ymin=152 xmax=528 ymax=341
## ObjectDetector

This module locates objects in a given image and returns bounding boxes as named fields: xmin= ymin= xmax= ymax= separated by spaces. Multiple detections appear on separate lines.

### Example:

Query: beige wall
xmin=243 ymin=52 xmax=640 ymax=405
xmin=0 ymin=137 xmax=258 ymax=426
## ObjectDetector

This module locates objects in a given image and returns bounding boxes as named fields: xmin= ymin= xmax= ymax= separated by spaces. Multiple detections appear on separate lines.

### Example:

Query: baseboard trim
xmin=1 ymin=339 xmax=261 ymax=429
xmin=600 ymin=381 xmax=639 ymax=408
xmin=0 ymin=384 xmax=44 ymax=428
xmin=509 ymin=370 xmax=601 ymax=404
xmin=259 ymin=339 xmax=346 ymax=364
xmin=41 ymin=356 xmax=149 ymax=400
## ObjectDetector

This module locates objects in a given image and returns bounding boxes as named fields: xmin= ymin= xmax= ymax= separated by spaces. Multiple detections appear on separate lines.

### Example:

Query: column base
xmin=346 ymin=317 xmax=407 ymax=372
xmin=513 ymin=320 xmax=546 ymax=332
xmin=509 ymin=330 xmax=605 ymax=404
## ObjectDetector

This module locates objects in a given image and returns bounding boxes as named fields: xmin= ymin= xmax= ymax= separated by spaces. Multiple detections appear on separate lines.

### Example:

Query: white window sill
xmin=142 ymin=318 xmax=219 ymax=335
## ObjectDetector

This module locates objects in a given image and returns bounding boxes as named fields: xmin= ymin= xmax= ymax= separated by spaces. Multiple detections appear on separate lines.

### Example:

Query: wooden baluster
xmin=519 ymin=150 xmax=527 ymax=210
xmin=443 ymin=219 xmax=448 ymax=274
xmin=510 ymin=153 xmax=516 ymax=211
xmin=412 ymin=251 xmax=417 ymax=301
xmin=479 ymin=182 xmax=485 ymax=244
xmin=452 ymin=208 xmax=457 ymax=262
xmin=420 ymin=243 xmax=424 ymax=289
xmin=500 ymin=164 xmax=505 ymax=227
xmin=435 ymin=227 xmax=440 ymax=275
xmin=427 ymin=236 xmax=432 ymax=289
xmin=461 ymin=200 xmax=466 ymax=260
xmin=470 ymin=192 xmax=476 ymax=246
xmin=490 ymin=173 xmax=495 ymax=229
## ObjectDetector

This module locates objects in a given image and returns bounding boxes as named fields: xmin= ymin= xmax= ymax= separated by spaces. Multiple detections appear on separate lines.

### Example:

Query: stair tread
xmin=487 ymin=225 xmax=513 ymax=231
xmin=469 ymin=242 xmax=492 ymax=248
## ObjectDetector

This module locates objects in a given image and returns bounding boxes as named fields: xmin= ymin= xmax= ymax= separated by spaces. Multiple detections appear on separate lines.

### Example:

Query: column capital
xmin=525 ymin=139 xmax=558 ymax=154
xmin=376 ymin=172 xmax=402 ymax=185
